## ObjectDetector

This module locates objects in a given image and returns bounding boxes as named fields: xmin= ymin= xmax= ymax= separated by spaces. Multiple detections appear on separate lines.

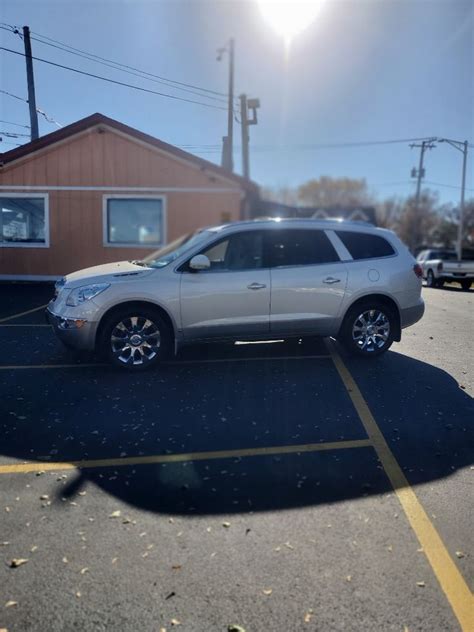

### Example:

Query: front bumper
xmin=46 ymin=304 xmax=97 ymax=351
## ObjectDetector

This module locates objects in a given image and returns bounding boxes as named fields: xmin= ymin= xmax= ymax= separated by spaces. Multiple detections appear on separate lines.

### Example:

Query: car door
xmin=267 ymin=228 xmax=348 ymax=335
xmin=179 ymin=230 xmax=270 ymax=340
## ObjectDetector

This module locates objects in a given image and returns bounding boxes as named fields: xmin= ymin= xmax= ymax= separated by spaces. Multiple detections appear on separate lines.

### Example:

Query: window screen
xmin=106 ymin=198 xmax=164 ymax=246
xmin=336 ymin=231 xmax=395 ymax=259
xmin=267 ymin=230 xmax=339 ymax=267
xmin=0 ymin=197 xmax=46 ymax=244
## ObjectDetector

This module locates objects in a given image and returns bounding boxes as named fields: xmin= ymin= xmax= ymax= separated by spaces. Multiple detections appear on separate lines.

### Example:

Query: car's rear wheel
xmin=461 ymin=280 xmax=472 ymax=291
xmin=340 ymin=302 xmax=395 ymax=357
xmin=101 ymin=307 xmax=171 ymax=370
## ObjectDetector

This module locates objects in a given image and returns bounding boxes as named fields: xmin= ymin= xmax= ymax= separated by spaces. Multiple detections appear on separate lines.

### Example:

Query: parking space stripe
xmin=0 ymin=355 xmax=331 ymax=370
xmin=326 ymin=340 xmax=474 ymax=631
xmin=0 ymin=303 xmax=49 ymax=323
xmin=0 ymin=438 xmax=371 ymax=474
xmin=0 ymin=323 xmax=51 ymax=327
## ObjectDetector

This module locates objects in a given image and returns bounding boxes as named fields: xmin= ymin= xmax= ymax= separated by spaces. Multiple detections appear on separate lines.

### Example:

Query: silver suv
xmin=47 ymin=219 xmax=425 ymax=370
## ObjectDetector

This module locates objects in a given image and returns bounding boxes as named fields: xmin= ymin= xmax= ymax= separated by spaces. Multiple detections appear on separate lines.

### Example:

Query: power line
xmin=0 ymin=88 xmax=62 ymax=127
xmin=0 ymin=130 xmax=30 ymax=138
xmin=0 ymin=46 xmax=227 ymax=111
xmin=0 ymin=119 xmax=30 ymax=129
xmin=0 ymin=23 xmax=232 ymax=103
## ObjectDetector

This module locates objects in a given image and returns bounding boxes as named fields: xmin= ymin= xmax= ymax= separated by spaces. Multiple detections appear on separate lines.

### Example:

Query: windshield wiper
xmin=129 ymin=260 xmax=148 ymax=267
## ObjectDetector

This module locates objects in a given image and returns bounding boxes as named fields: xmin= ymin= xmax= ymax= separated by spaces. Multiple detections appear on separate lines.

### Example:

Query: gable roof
xmin=0 ymin=112 xmax=258 ymax=192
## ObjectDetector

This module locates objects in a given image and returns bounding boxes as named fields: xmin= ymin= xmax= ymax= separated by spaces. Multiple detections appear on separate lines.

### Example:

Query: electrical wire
xmin=0 ymin=46 xmax=227 ymax=111
xmin=0 ymin=119 xmax=30 ymax=129
xmin=0 ymin=88 xmax=62 ymax=127
xmin=0 ymin=23 xmax=232 ymax=103
xmin=0 ymin=130 xmax=30 ymax=138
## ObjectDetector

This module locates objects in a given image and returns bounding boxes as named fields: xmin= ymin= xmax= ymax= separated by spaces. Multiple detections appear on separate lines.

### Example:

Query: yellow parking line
xmin=0 ymin=303 xmax=49 ymax=323
xmin=0 ymin=355 xmax=331 ymax=370
xmin=0 ymin=438 xmax=371 ymax=474
xmin=0 ymin=364 xmax=105 ymax=370
xmin=0 ymin=323 xmax=51 ymax=327
xmin=326 ymin=340 xmax=474 ymax=631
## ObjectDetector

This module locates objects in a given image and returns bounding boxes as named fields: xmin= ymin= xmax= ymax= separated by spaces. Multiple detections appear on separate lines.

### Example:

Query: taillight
xmin=413 ymin=263 xmax=423 ymax=278
xmin=437 ymin=261 xmax=443 ymax=272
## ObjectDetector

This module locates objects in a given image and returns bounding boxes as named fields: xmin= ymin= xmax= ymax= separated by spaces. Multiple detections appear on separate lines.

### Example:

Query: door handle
xmin=323 ymin=277 xmax=341 ymax=284
xmin=247 ymin=282 xmax=267 ymax=290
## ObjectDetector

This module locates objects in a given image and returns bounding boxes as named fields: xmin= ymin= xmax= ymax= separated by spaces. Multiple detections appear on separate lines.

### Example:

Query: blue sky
xmin=1 ymin=0 xmax=473 ymax=205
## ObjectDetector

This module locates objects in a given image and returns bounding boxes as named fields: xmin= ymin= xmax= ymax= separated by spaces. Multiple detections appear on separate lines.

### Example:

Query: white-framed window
xmin=103 ymin=195 xmax=166 ymax=248
xmin=0 ymin=193 xmax=49 ymax=248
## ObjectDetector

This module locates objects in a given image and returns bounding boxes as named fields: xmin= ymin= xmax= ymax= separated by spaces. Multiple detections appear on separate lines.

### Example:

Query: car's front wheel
xmin=101 ymin=307 xmax=171 ymax=370
xmin=340 ymin=302 xmax=395 ymax=357
xmin=426 ymin=269 xmax=438 ymax=288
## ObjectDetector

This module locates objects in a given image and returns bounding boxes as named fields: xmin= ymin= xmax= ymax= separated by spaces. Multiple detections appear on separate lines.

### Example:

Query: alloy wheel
xmin=110 ymin=316 xmax=161 ymax=366
xmin=351 ymin=309 xmax=390 ymax=353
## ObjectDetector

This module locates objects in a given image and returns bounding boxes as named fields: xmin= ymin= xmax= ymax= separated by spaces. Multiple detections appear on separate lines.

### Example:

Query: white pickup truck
xmin=416 ymin=249 xmax=474 ymax=290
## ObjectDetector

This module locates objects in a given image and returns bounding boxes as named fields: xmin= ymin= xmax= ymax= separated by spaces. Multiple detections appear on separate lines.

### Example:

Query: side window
xmin=199 ymin=232 xmax=264 ymax=271
xmin=336 ymin=231 xmax=395 ymax=260
xmin=416 ymin=251 xmax=426 ymax=262
xmin=266 ymin=230 xmax=340 ymax=268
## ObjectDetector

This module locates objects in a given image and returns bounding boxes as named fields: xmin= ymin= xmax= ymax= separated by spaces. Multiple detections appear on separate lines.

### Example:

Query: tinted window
xmin=428 ymin=250 xmax=456 ymax=261
xmin=267 ymin=230 xmax=339 ymax=267
xmin=199 ymin=231 xmax=264 ymax=271
xmin=336 ymin=231 xmax=395 ymax=260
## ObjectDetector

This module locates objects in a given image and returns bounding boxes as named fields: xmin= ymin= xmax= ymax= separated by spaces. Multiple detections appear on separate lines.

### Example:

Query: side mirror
xmin=189 ymin=254 xmax=211 ymax=271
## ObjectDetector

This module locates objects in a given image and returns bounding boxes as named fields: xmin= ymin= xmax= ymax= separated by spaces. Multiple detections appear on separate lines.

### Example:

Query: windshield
xmin=140 ymin=230 xmax=212 ymax=268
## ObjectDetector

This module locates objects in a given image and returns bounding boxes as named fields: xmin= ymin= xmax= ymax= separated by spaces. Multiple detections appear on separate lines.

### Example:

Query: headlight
xmin=66 ymin=283 xmax=110 ymax=307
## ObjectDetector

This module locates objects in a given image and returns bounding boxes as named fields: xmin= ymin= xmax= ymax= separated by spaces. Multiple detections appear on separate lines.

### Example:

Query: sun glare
xmin=257 ymin=0 xmax=323 ymax=45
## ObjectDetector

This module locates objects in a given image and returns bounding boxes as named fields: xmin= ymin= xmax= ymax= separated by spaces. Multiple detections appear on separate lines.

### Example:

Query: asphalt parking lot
xmin=0 ymin=283 xmax=472 ymax=632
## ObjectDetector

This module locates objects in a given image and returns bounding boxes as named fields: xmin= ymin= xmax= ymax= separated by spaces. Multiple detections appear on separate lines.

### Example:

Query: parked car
xmin=47 ymin=219 xmax=425 ymax=370
xmin=416 ymin=249 xmax=474 ymax=290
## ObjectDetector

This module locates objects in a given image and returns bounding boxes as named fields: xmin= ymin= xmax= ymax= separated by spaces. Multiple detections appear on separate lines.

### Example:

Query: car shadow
xmin=1 ymin=340 xmax=472 ymax=516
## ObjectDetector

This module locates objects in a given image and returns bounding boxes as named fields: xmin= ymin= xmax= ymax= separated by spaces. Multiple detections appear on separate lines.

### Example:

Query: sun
xmin=257 ymin=0 xmax=323 ymax=45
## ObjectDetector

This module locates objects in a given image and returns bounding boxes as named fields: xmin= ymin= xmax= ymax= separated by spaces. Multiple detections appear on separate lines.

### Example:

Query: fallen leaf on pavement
xmin=75 ymin=592 xmax=81 ymax=598
xmin=262 ymin=589 xmax=272 ymax=595
xmin=170 ymin=619 xmax=181 ymax=626
xmin=109 ymin=511 xmax=121 ymax=518
xmin=346 ymin=576 xmax=352 ymax=582
xmin=62 ymin=557 xmax=68 ymax=563
xmin=5 ymin=601 xmax=18 ymax=608
xmin=228 ymin=627 xmax=246 ymax=632
xmin=222 ymin=522 xmax=231 ymax=528
xmin=172 ymin=565 xmax=182 ymax=570
xmin=416 ymin=581 xmax=425 ymax=587
xmin=9 ymin=559 xmax=28 ymax=568
xmin=455 ymin=551 xmax=465 ymax=559
xmin=80 ymin=568 xmax=89 ymax=575
xmin=304 ymin=610 xmax=313 ymax=623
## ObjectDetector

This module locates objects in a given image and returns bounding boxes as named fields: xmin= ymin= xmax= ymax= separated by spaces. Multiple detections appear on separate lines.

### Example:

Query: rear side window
xmin=266 ymin=230 xmax=340 ymax=267
xmin=336 ymin=231 xmax=395 ymax=260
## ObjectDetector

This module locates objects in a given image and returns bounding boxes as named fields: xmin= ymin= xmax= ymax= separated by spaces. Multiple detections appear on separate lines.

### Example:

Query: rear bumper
xmin=400 ymin=299 xmax=425 ymax=329
xmin=46 ymin=305 xmax=97 ymax=351
xmin=439 ymin=273 xmax=474 ymax=282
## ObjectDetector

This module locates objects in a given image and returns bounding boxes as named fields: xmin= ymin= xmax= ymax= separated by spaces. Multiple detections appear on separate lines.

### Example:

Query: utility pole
xmin=23 ymin=26 xmax=39 ymax=141
xmin=217 ymin=38 xmax=234 ymax=172
xmin=239 ymin=94 xmax=260 ymax=180
xmin=438 ymin=138 xmax=469 ymax=260
xmin=240 ymin=94 xmax=249 ymax=180
xmin=409 ymin=138 xmax=436 ymax=252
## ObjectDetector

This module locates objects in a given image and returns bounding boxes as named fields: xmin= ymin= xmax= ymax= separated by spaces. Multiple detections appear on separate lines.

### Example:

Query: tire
xmin=100 ymin=307 xmax=171 ymax=371
xmin=426 ymin=269 xmax=438 ymax=288
xmin=340 ymin=301 xmax=396 ymax=358
xmin=461 ymin=280 xmax=472 ymax=291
